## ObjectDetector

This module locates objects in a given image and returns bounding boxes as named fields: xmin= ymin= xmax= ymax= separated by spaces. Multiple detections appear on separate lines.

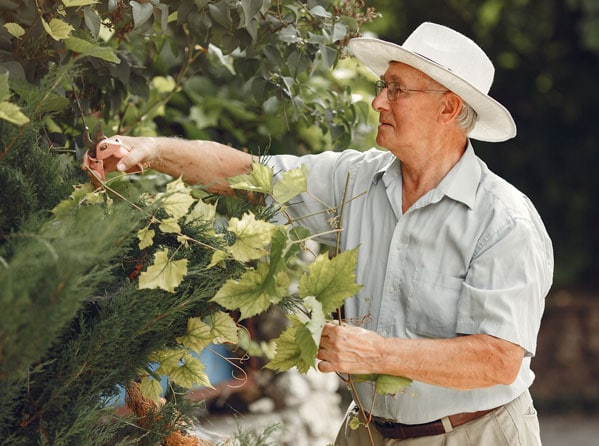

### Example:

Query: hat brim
xmin=348 ymin=38 xmax=516 ymax=142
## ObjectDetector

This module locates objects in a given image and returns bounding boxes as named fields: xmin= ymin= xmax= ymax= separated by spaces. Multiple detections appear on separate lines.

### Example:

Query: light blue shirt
xmin=268 ymin=143 xmax=553 ymax=424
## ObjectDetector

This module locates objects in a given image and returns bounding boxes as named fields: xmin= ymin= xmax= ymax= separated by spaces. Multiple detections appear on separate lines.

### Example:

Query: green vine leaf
xmin=265 ymin=296 xmax=325 ymax=374
xmin=228 ymin=162 xmax=273 ymax=194
xmin=211 ymin=262 xmax=290 ymax=320
xmin=159 ymin=178 xmax=196 ymax=219
xmin=208 ymin=249 xmax=228 ymax=268
xmin=170 ymin=352 xmax=211 ymax=389
xmin=266 ymin=315 xmax=314 ymax=374
xmin=209 ymin=311 xmax=239 ymax=344
xmin=140 ymin=375 xmax=163 ymax=403
xmin=138 ymin=248 xmax=188 ymax=292
xmin=228 ymin=212 xmax=276 ymax=262
xmin=185 ymin=200 xmax=217 ymax=226
xmin=176 ymin=312 xmax=238 ymax=354
xmin=299 ymin=248 xmax=362 ymax=314
xmin=159 ymin=217 xmax=181 ymax=234
xmin=137 ymin=225 xmax=155 ymax=249
xmin=152 ymin=349 xmax=183 ymax=374
xmin=353 ymin=374 xmax=413 ymax=395
xmin=176 ymin=317 xmax=212 ymax=353
xmin=303 ymin=296 xmax=327 ymax=348
xmin=272 ymin=164 xmax=308 ymax=204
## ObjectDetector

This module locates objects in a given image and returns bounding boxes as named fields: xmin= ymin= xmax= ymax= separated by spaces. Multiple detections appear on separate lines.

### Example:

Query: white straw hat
xmin=348 ymin=22 xmax=517 ymax=142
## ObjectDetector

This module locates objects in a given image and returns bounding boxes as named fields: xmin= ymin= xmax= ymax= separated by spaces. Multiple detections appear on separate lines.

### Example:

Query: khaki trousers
xmin=334 ymin=390 xmax=542 ymax=446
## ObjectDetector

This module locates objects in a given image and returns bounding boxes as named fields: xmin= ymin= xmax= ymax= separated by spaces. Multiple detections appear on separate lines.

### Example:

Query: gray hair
xmin=456 ymin=102 xmax=478 ymax=134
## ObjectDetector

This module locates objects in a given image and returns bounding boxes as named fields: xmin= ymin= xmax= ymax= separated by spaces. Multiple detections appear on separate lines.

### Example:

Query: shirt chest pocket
xmin=405 ymin=268 xmax=464 ymax=339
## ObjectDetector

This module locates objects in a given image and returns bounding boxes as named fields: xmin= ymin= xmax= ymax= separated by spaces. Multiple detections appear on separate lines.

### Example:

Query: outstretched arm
xmin=105 ymin=136 xmax=257 ymax=195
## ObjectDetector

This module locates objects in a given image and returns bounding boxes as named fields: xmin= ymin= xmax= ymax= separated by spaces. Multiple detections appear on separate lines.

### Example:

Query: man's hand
xmin=317 ymin=322 xmax=386 ymax=374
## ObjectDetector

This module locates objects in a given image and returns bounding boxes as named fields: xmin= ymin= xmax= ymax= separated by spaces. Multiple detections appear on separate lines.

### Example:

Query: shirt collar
xmin=440 ymin=142 xmax=480 ymax=209
xmin=372 ymin=142 xmax=481 ymax=210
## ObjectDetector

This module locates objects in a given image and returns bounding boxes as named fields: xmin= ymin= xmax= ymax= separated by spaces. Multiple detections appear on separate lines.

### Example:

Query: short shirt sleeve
xmin=456 ymin=202 xmax=553 ymax=356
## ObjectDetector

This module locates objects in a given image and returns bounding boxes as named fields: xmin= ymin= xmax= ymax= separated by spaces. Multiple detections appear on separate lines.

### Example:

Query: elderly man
xmin=107 ymin=22 xmax=553 ymax=445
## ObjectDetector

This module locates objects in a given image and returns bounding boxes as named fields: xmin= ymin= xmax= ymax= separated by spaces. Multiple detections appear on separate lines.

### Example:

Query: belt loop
xmin=441 ymin=416 xmax=454 ymax=433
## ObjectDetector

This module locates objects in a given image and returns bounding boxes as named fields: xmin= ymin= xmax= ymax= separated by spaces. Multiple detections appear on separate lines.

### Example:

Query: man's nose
xmin=372 ymin=90 xmax=389 ymax=112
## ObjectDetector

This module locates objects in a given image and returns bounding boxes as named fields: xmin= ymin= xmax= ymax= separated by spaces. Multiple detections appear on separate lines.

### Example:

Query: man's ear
xmin=440 ymin=92 xmax=463 ymax=124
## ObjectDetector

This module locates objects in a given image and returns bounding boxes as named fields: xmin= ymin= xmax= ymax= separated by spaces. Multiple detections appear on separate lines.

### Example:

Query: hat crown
xmin=403 ymin=22 xmax=494 ymax=94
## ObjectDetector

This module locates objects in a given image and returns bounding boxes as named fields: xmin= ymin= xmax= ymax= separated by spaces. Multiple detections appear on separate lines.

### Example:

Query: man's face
xmin=372 ymin=62 xmax=448 ymax=157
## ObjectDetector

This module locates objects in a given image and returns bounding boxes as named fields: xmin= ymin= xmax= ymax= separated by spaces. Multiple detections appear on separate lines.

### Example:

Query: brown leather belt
xmin=372 ymin=407 xmax=498 ymax=440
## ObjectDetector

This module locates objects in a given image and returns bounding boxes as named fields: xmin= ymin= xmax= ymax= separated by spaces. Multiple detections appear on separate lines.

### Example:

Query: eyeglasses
xmin=374 ymin=80 xmax=448 ymax=101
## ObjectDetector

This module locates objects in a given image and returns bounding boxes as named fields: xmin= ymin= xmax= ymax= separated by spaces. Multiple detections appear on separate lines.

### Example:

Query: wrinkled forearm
xmin=116 ymin=136 xmax=257 ymax=194
xmin=379 ymin=333 xmax=525 ymax=390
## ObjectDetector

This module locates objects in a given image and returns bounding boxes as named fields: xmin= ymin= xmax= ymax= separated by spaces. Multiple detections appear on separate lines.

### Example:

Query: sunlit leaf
xmin=176 ymin=312 xmax=238 ymax=354
xmin=299 ymin=248 xmax=362 ymax=314
xmin=170 ymin=352 xmax=212 ymax=389
xmin=62 ymin=0 xmax=98 ymax=6
xmin=209 ymin=311 xmax=238 ymax=344
xmin=208 ymin=249 xmax=228 ymax=268
xmin=185 ymin=200 xmax=217 ymax=225
xmin=138 ymin=249 xmax=188 ymax=292
xmin=42 ymin=18 xmax=74 ymax=41
xmin=272 ymin=164 xmax=308 ymax=204
xmin=140 ymin=375 xmax=163 ymax=403
xmin=176 ymin=317 xmax=212 ymax=353
xmin=160 ymin=178 xmax=196 ymax=219
xmin=152 ymin=76 xmax=177 ymax=94
xmin=266 ymin=316 xmax=311 ymax=373
xmin=228 ymin=212 xmax=276 ymax=262
xmin=0 ymin=101 xmax=29 ymax=125
xmin=152 ymin=349 xmax=183 ymax=374
xmin=159 ymin=217 xmax=180 ymax=234
xmin=228 ymin=162 xmax=273 ymax=194
xmin=137 ymin=225 xmax=155 ymax=249
xmin=211 ymin=262 xmax=290 ymax=320
xmin=353 ymin=374 xmax=413 ymax=395
xmin=303 ymin=296 xmax=326 ymax=347
xmin=4 ymin=23 xmax=25 ymax=39
xmin=349 ymin=416 xmax=361 ymax=430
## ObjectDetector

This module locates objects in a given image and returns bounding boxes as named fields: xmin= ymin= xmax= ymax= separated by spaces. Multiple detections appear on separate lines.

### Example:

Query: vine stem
xmin=333 ymin=172 xmax=376 ymax=445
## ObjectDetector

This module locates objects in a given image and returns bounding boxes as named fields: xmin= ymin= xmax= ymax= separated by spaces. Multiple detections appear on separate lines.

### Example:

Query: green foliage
xmin=0 ymin=180 xmax=246 ymax=444
xmin=0 ymin=121 xmax=78 ymax=238
xmin=0 ymin=0 xmax=378 ymax=157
